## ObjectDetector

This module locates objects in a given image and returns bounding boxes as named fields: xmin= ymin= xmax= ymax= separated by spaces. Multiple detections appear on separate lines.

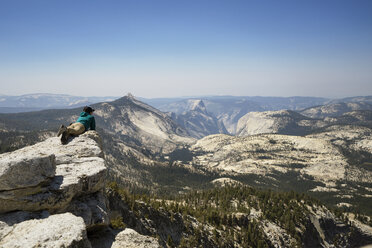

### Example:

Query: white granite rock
xmin=66 ymin=191 xmax=109 ymax=230
xmin=0 ymin=211 xmax=49 ymax=241
xmin=0 ymin=131 xmax=107 ymax=214
xmin=0 ymin=153 xmax=55 ymax=191
xmin=111 ymin=228 xmax=161 ymax=248
xmin=0 ymin=131 xmax=109 ymax=247
xmin=0 ymin=212 xmax=91 ymax=248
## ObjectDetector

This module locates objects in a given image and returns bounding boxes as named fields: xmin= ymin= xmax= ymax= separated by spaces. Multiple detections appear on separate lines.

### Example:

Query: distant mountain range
xmin=1 ymin=93 xmax=371 ymax=111
xmin=0 ymin=94 xmax=192 ymax=153
xmin=2 ymin=93 xmax=372 ymax=140
xmin=144 ymin=95 xmax=372 ymax=136
xmin=0 ymin=93 xmax=118 ymax=112
xmin=2 ymin=93 xmax=372 ymax=139
xmin=1 ymin=93 xmax=372 ymax=217
xmin=300 ymin=102 xmax=372 ymax=119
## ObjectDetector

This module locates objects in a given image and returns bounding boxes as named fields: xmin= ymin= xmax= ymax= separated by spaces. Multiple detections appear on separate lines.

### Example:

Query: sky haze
xmin=1 ymin=0 xmax=371 ymax=98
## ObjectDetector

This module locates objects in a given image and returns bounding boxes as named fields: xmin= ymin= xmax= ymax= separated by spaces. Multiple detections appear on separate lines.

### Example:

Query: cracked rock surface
xmin=0 ymin=131 xmax=108 ymax=247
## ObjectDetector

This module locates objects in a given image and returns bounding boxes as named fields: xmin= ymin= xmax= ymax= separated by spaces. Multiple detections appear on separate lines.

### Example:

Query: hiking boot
xmin=60 ymin=130 xmax=69 ymax=145
xmin=57 ymin=125 xmax=66 ymax=137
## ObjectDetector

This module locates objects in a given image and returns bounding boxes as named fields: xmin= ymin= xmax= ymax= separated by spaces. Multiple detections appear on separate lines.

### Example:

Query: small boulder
xmin=112 ymin=228 xmax=161 ymax=248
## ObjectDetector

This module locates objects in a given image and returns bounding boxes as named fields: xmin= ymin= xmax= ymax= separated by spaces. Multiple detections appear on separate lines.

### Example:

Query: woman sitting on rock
xmin=57 ymin=106 xmax=96 ymax=144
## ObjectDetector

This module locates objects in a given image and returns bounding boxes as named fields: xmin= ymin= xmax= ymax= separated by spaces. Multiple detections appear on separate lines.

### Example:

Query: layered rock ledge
xmin=0 ymin=131 xmax=106 ymax=215
xmin=0 ymin=131 xmax=107 ymax=247
xmin=0 ymin=131 xmax=162 ymax=248
xmin=0 ymin=212 xmax=91 ymax=248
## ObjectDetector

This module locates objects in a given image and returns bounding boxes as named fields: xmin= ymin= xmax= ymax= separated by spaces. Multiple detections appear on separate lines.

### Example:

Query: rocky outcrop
xmin=0 ymin=153 xmax=55 ymax=191
xmin=89 ymin=228 xmax=163 ymax=248
xmin=0 ymin=131 xmax=106 ymax=215
xmin=0 ymin=131 xmax=108 ymax=247
xmin=0 ymin=130 xmax=164 ymax=248
xmin=211 ymin=177 xmax=242 ymax=187
xmin=0 ymin=212 xmax=91 ymax=248
xmin=303 ymin=208 xmax=372 ymax=247
xmin=191 ymin=133 xmax=348 ymax=184
xmin=111 ymin=228 xmax=161 ymax=248
xmin=235 ymin=110 xmax=326 ymax=136
xmin=171 ymin=100 xmax=228 ymax=138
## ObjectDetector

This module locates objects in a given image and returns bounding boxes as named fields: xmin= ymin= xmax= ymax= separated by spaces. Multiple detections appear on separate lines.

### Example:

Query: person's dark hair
xmin=83 ymin=106 xmax=95 ymax=114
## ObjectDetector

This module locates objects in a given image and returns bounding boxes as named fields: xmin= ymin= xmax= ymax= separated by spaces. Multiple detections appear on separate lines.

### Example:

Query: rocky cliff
xmin=0 ymin=131 xmax=161 ymax=247
xmin=170 ymin=99 xmax=228 ymax=138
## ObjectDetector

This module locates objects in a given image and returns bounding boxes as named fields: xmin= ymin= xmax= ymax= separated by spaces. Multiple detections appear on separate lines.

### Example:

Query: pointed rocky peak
xmin=108 ymin=93 xmax=165 ymax=116
xmin=186 ymin=99 xmax=207 ymax=113
xmin=126 ymin=92 xmax=135 ymax=100
xmin=111 ymin=93 xmax=136 ymax=105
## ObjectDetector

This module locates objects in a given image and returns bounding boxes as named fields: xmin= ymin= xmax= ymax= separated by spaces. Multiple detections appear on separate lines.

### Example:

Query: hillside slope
xmin=106 ymin=183 xmax=372 ymax=248
xmin=236 ymin=110 xmax=325 ymax=136
xmin=0 ymin=94 xmax=194 ymax=154
xmin=189 ymin=125 xmax=372 ymax=215
xmin=300 ymin=102 xmax=372 ymax=118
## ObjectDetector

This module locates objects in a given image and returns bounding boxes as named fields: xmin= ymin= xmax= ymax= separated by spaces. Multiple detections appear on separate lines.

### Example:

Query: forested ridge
xmin=108 ymin=182 xmax=370 ymax=247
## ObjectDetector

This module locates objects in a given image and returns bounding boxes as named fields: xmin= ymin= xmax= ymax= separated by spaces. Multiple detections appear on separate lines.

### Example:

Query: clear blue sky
xmin=1 ymin=0 xmax=371 ymax=98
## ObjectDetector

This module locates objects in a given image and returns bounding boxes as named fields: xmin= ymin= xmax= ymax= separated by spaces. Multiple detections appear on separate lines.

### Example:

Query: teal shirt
xmin=77 ymin=112 xmax=96 ymax=131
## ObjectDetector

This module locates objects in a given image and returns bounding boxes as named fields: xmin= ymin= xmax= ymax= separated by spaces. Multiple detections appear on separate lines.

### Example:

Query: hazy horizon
xmin=1 ymin=0 xmax=372 ymax=98
xmin=1 ymin=92 xmax=371 ymax=101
